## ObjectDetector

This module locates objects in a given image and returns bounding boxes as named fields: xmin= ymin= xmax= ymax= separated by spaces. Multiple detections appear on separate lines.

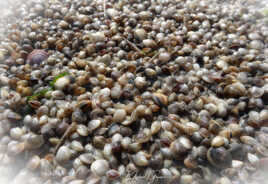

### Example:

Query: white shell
xmin=211 ymin=136 xmax=225 ymax=147
xmin=91 ymin=159 xmax=110 ymax=176
xmin=54 ymin=76 xmax=70 ymax=90
xmin=56 ymin=146 xmax=71 ymax=163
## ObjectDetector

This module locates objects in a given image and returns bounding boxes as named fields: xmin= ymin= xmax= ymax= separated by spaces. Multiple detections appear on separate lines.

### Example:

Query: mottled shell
xmin=27 ymin=49 xmax=49 ymax=65
xmin=207 ymin=147 xmax=232 ymax=168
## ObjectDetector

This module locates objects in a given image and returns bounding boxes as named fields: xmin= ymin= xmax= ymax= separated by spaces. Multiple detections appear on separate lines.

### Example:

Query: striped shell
xmin=27 ymin=49 xmax=49 ymax=65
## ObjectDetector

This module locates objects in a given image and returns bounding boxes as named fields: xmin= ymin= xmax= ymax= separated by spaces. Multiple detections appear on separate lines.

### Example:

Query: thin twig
xmin=147 ymin=51 xmax=159 ymax=63
xmin=53 ymin=122 xmax=77 ymax=155
xmin=124 ymin=38 xmax=143 ymax=53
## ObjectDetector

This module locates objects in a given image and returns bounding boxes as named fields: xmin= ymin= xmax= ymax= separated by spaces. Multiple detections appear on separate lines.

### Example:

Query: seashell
xmin=27 ymin=49 xmax=49 ymax=65
xmin=26 ymin=155 xmax=41 ymax=171
xmin=260 ymin=109 xmax=268 ymax=122
xmin=54 ymin=76 xmax=71 ymax=90
xmin=228 ymin=124 xmax=243 ymax=137
xmin=153 ymin=92 xmax=168 ymax=106
xmin=211 ymin=136 xmax=225 ymax=147
xmin=76 ymin=165 xmax=90 ymax=179
xmin=224 ymin=82 xmax=246 ymax=97
xmin=132 ymin=151 xmax=150 ymax=167
xmin=93 ymin=136 xmax=106 ymax=149
xmin=128 ymin=142 xmax=142 ymax=153
xmin=161 ymin=168 xmax=172 ymax=178
xmin=56 ymin=146 xmax=72 ymax=163
xmin=160 ymin=131 xmax=176 ymax=142
xmin=240 ymin=136 xmax=257 ymax=146
xmin=207 ymin=147 xmax=232 ymax=168
xmin=184 ymin=155 xmax=198 ymax=169
xmin=76 ymin=100 xmax=91 ymax=112
xmin=28 ymin=100 xmax=41 ymax=109
xmin=49 ymin=138 xmax=60 ymax=146
xmin=88 ymin=119 xmax=101 ymax=132
xmin=76 ymin=124 xmax=89 ymax=137
xmin=134 ymin=77 xmax=147 ymax=89
xmin=121 ymin=137 xmax=131 ymax=150
xmin=149 ymin=151 xmax=163 ymax=169
xmin=54 ymin=165 xmax=67 ymax=179
xmin=143 ymin=39 xmax=157 ymax=48
xmin=0 ymin=87 xmax=10 ymax=99
xmin=103 ymin=143 xmax=113 ymax=158
xmin=7 ymin=141 xmax=25 ymax=155
xmin=158 ymin=52 xmax=171 ymax=63
xmin=98 ymin=88 xmax=111 ymax=102
xmin=250 ymin=87 xmax=264 ymax=98
xmin=111 ymin=86 xmax=122 ymax=99
xmin=112 ymin=133 xmax=123 ymax=143
xmin=151 ymin=121 xmax=161 ymax=135
xmin=51 ymin=90 xmax=65 ymax=100
xmin=91 ymin=159 xmax=110 ymax=176
xmin=90 ymin=108 xmax=105 ymax=119
xmin=204 ymin=103 xmax=217 ymax=115
xmin=219 ymin=129 xmax=231 ymax=139
xmin=72 ymin=108 xmax=86 ymax=123
xmin=6 ymin=111 xmax=22 ymax=121
xmin=170 ymin=137 xmax=193 ymax=159
xmin=71 ymin=140 xmax=84 ymax=152
xmin=169 ymin=167 xmax=180 ymax=177
xmin=25 ymin=133 xmax=44 ymax=149
xmin=173 ymin=120 xmax=200 ymax=136
xmin=106 ymin=169 xmax=120 ymax=180
xmin=10 ymin=127 xmax=24 ymax=140
xmin=120 ymin=126 xmax=132 ymax=137
xmin=134 ymin=28 xmax=147 ymax=41
xmin=134 ymin=128 xmax=151 ymax=144
xmin=40 ymin=159 xmax=54 ymax=179
xmin=232 ymin=160 xmax=243 ymax=169
xmin=247 ymin=153 xmax=259 ymax=165
xmin=113 ymin=109 xmax=127 ymax=123
xmin=106 ymin=8 xmax=119 ymax=18
xmin=23 ymin=115 xmax=33 ymax=127
xmin=90 ymin=32 xmax=106 ymax=43
xmin=39 ymin=115 xmax=48 ymax=125
xmin=79 ymin=153 xmax=95 ymax=165
xmin=249 ymin=40 xmax=263 ymax=50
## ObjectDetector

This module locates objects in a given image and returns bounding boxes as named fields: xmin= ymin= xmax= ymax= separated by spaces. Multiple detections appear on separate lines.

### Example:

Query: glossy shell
xmin=27 ymin=50 xmax=49 ymax=65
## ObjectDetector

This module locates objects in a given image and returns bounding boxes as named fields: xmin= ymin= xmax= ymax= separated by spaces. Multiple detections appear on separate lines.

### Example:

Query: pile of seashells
xmin=0 ymin=0 xmax=268 ymax=183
